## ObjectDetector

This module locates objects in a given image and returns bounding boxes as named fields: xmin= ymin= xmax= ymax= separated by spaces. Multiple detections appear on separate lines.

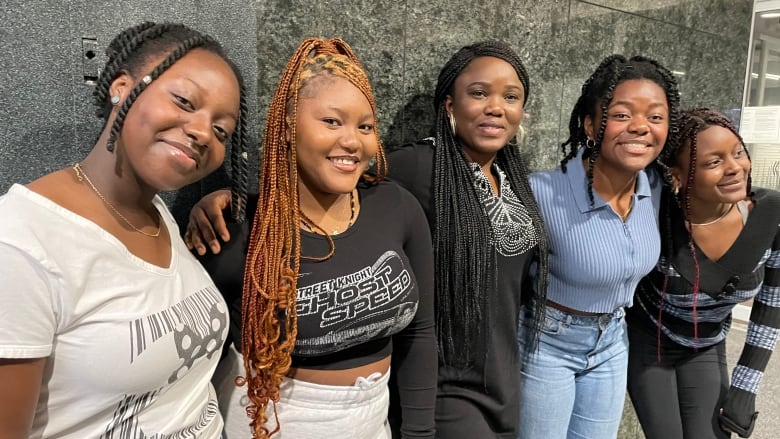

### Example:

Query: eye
xmin=505 ymin=94 xmax=521 ymax=102
xmin=649 ymin=114 xmax=666 ymax=122
xmin=469 ymin=90 xmax=487 ymax=98
xmin=704 ymin=158 xmax=721 ymax=168
xmin=610 ymin=112 xmax=629 ymax=120
xmin=734 ymin=147 xmax=746 ymax=158
xmin=322 ymin=118 xmax=340 ymax=127
xmin=213 ymin=126 xmax=230 ymax=143
xmin=359 ymin=123 xmax=375 ymax=133
xmin=174 ymin=94 xmax=194 ymax=110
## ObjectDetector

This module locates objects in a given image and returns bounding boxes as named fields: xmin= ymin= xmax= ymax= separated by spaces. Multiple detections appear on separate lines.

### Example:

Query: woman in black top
xmin=186 ymin=38 xmax=436 ymax=439
xmin=388 ymin=41 xmax=549 ymax=439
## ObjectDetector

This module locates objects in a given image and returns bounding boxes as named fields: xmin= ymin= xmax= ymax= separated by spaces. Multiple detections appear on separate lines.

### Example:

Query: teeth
xmin=622 ymin=143 xmax=648 ymax=148
xmin=331 ymin=158 xmax=357 ymax=165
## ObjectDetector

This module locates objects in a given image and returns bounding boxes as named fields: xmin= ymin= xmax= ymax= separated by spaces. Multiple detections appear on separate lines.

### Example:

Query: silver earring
xmin=110 ymin=96 xmax=120 ymax=105
xmin=586 ymin=138 xmax=596 ymax=149
xmin=516 ymin=124 xmax=526 ymax=146
xmin=448 ymin=113 xmax=456 ymax=135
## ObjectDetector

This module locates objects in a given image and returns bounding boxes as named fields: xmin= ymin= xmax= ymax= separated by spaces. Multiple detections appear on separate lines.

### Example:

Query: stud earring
xmin=110 ymin=96 xmax=120 ymax=105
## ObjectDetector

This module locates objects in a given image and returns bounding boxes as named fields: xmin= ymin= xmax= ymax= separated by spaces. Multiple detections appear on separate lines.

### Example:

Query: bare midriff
xmin=286 ymin=355 xmax=391 ymax=386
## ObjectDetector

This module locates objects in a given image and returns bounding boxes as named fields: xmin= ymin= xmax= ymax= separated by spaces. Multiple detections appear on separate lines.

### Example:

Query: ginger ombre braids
xmin=237 ymin=38 xmax=386 ymax=438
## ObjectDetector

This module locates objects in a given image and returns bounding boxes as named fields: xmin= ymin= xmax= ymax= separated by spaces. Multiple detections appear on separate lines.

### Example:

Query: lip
xmin=718 ymin=179 xmax=745 ymax=189
xmin=165 ymin=139 xmax=202 ymax=168
xmin=477 ymin=121 xmax=506 ymax=136
xmin=327 ymin=155 xmax=360 ymax=173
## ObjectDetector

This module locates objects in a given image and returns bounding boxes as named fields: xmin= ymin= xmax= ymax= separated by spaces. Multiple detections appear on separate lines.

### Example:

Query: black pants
xmin=626 ymin=323 xmax=730 ymax=439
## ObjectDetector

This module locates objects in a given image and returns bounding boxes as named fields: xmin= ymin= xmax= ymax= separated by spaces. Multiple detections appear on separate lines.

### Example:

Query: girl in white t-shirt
xmin=0 ymin=21 xmax=250 ymax=438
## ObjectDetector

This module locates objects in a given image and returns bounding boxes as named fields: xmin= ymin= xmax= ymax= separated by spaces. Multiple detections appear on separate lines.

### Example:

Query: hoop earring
xmin=516 ymin=124 xmax=526 ymax=146
xmin=448 ymin=113 xmax=456 ymax=135
xmin=585 ymin=138 xmax=596 ymax=149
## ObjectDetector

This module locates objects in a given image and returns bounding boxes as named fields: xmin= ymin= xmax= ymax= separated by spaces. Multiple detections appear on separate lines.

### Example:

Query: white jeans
xmin=213 ymin=344 xmax=391 ymax=439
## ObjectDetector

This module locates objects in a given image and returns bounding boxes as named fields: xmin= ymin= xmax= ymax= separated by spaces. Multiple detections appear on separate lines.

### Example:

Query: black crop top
xmin=198 ymin=180 xmax=436 ymax=437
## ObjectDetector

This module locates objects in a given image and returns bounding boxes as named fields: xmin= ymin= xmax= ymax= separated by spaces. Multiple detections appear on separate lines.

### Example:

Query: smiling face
xmin=112 ymin=48 xmax=240 ymax=191
xmin=293 ymin=74 xmax=378 ymax=198
xmin=673 ymin=125 xmax=751 ymax=205
xmin=585 ymin=79 xmax=669 ymax=179
xmin=445 ymin=56 xmax=525 ymax=164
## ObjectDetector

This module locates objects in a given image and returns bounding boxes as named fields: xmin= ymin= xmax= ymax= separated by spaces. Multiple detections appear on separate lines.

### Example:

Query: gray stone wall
xmin=0 ymin=0 xmax=258 ymax=224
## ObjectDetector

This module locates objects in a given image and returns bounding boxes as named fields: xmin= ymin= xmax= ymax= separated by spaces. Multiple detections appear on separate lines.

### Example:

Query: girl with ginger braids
xmin=626 ymin=108 xmax=780 ymax=439
xmin=191 ymin=38 xmax=436 ymax=438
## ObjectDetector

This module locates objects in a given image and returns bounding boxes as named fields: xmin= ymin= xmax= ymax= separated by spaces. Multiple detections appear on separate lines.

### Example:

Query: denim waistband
xmin=545 ymin=303 xmax=625 ymax=327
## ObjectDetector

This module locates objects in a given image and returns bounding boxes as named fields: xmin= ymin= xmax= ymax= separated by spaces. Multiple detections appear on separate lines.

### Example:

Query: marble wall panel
xmin=0 ymin=0 xmax=259 ymax=223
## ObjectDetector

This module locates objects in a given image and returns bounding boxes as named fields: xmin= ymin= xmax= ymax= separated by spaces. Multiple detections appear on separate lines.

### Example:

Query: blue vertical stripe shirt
xmin=530 ymin=148 xmax=662 ymax=313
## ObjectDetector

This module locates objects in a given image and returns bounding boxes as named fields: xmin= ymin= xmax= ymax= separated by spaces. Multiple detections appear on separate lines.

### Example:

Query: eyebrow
xmin=325 ymin=105 xmax=375 ymax=121
xmin=608 ymin=100 xmax=667 ymax=109
xmin=466 ymin=81 xmax=523 ymax=91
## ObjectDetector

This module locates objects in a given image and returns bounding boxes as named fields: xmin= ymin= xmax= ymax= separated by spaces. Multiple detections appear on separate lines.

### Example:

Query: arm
xmin=391 ymin=188 xmax=437 ymax=438
xmin=0 ymin=244 xmax=56 ymax=438
xmin=720 ymin=227 xmax=780 ymax=438
xmin=184 ymin=188 xmax=232 ymax=255
xmin=0 ymin=358 xmax=45 ymax=438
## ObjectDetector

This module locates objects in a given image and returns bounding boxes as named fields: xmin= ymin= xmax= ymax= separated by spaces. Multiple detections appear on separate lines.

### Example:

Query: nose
xmin=722 ymin=154 xmax=743 ymax=175
xmin=484 ymin=95 xmax=505 ymax=116
xmin=338 ymin=127 xmax=361 ymax=152
xmin=628 ymin=117 xmax=649 ymax=135
xmin=184 ymin=112 xmax=213 ymax=149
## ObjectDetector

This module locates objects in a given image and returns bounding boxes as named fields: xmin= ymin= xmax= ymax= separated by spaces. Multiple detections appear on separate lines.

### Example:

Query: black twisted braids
xmin=655 ymin=108 xmax=753 ymax=346
xmin=92 ymin=22 xmax=251 ymax=222
xmin=560 ymin=55 xmax=681 ymax=205
xmin=432 ymin=40 xmax=549 ymax=366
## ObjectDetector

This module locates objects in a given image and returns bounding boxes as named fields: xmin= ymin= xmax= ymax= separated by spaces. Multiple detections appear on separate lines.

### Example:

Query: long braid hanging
xmin=497 ymin=145 xmax=550 ymax=350
xmin=230 ymin=89 xmax=250 ymax=222
xmin=238 ymin=38 xmax=384 ymax=438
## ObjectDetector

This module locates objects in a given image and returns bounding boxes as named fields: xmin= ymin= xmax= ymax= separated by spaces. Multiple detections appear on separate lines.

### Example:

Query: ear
xmin=108 ymin=71 xmax=135 ymax=106
xmin=284 ymin=115 xmax=292 ymax=144
xmin=669 ymin=165 xmax=683 ymax=190
xmin=444 ymin=95 xmax=454 ymax=116
xmin=583 ymin=114 xmax=596 ymax=140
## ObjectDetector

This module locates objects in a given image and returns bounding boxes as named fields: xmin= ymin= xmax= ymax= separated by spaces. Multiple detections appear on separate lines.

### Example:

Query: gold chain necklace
xmin=72 ymin=163 xmax=161 ymax=237
xmin=301 ymin=190 xmax=356 ymax=235
xmin=688 ymin=203 xmax=734 ymax=227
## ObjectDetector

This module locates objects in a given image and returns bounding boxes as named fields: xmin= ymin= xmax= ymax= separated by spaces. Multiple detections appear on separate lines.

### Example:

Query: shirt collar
xmin=565 ymin=147 xmax=653 ymax=213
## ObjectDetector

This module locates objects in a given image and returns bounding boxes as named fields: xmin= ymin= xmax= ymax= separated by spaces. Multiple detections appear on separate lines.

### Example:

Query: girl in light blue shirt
xmin=517 ymin=55 xmax=680 ymax=439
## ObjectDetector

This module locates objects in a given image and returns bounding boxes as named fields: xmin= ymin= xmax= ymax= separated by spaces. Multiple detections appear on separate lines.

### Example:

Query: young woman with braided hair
xmin=626 ymin=108 xmax=780 ymax=439
xmin=0 ymin=21 xmax=249 ymax=438
xmin=387 ymin=40 xmax=549 ymax=438
xmin=187 ymin=38 xmax=435 ymax=438
xmin=516 ymin=54 xmax=680 ymax=438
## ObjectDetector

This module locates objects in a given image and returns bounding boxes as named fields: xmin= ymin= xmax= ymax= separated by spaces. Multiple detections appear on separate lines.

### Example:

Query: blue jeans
xmin=517 ymin=305 xmax=628 ymax=439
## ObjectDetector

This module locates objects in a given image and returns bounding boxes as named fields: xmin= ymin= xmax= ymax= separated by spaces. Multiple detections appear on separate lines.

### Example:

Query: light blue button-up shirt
xmin=530 ymin=148 xmax=662 ymax=313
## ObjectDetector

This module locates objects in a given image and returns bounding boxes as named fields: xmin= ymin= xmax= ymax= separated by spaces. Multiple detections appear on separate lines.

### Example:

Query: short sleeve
xmin=0 ymin=242 xmax=57 ymax=358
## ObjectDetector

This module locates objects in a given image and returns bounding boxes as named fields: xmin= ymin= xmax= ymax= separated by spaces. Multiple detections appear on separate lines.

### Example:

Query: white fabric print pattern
xmin=294 ymin=250 xmax=417 ymax=356
xmin=0 ymin=185 xmax=227 ymax=438
xmin=470 ymin=162 xmax=538 ymax=256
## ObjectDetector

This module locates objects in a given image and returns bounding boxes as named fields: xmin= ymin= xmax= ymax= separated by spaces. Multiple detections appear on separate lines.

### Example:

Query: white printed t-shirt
xmin=0 ymin=184 xmax=228 ymax=438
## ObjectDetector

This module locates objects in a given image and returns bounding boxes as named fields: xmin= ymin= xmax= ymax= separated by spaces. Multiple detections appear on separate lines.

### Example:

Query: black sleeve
xmin=390 ymin=186 xmax=437 ymax=438
xmin=196 ymin=194 xmax=258 ymax=352
xmin=386 ymin=140 xmax=435 ymax=228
